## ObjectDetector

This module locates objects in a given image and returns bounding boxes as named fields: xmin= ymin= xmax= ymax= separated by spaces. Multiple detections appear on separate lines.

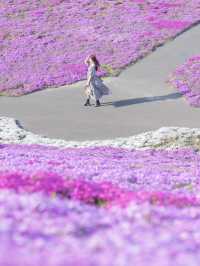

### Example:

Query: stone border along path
xmin=0 ymin=25 xmax=200 ymax=141
xmin=1 ymin=117 xmax=200 ymax=150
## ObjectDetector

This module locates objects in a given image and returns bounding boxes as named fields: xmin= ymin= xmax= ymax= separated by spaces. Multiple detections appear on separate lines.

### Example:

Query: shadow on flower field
xmin=102 ymin=92 xmax=182 ymax=107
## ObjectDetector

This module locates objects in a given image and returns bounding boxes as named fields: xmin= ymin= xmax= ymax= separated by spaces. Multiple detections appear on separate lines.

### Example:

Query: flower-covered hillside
xmin=0 ymin=144 xmax=199 ymax=200
xmin=0 ymin=0 xmax=200 ymax=95
xmin=169 ymin=55 xmax=200 ymax=107
xmin=1 ymin=144 xmax=200 ymax=265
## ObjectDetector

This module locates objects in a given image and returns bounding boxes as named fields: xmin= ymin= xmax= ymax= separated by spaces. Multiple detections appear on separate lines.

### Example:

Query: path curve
xmin=0 ymin=25 xmax=200 ymax=141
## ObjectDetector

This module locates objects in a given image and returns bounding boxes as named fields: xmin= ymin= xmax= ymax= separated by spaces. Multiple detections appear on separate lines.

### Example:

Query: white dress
xmin=87 ymin=63 xmax=110 ymax=100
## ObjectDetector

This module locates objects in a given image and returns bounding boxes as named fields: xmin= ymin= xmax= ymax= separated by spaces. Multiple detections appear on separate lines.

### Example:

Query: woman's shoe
xmin=95 ymin=100 xmax=101 ymax=107
xmin=84 ymin=99 xmax=91 ymax=106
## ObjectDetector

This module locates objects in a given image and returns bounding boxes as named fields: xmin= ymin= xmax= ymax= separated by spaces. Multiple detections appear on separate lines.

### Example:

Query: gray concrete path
xmin=0 ymin=25 xmax=200 ymax=141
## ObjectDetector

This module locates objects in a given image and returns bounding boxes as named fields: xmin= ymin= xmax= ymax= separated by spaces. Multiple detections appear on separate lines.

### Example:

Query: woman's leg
xmin=93 ymin=88 xmax=101 ymax=107
xmin=84 ymin=96 xmax=91 ymax=106
xmin=95 ymin=99 xmax=101 ymax=107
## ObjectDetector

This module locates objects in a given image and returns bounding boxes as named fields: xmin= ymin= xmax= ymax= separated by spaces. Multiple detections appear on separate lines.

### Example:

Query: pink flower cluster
xmin=1 ymin=173 xmax=199 ymax=208
xmin=0 ymin=0 xmax=200 ymax=95
xmin=169 ymin=55 xmax=200 ymax=107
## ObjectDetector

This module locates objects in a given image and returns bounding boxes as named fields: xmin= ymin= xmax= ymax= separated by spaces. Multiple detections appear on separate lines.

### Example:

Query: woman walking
xmin=84 ymin=55 xmax=110 ymax=107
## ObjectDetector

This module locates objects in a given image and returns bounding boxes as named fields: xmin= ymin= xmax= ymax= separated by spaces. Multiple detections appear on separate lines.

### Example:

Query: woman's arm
xmin=86 ymin=66 xmax=94 ymax=86
xmin=87 ymin=75 xmax=92 ymax=86
xmin=84 ymin=56 xmax=90 ymax=66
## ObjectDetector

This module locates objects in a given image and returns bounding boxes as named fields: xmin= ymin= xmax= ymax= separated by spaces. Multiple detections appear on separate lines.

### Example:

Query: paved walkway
xmin=0 ymin=25 xmax=200 ymax=141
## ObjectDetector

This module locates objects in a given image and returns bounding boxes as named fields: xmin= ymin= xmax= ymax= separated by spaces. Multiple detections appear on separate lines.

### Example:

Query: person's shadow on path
xmin=102 ymin=92 xmax=182 ymax=107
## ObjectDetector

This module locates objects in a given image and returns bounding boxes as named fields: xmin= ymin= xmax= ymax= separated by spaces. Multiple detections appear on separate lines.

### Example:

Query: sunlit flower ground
xmin=1 ymin=144 xmax=200 ymax=265
xmin=0 ymin=0 xmax=200 ymax=95
xmin=169 ymin=55 xmax=200 ymax=107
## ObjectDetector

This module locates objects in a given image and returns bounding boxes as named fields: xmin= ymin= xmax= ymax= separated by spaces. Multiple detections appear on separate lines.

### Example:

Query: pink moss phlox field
xmin=0 ymin=144 xmax=199 ymax=208
xmin=0 ymin=1 xmax=200 ymax=95
xmin=2 ymin=191 xmax=200 ymax=265
xmin=1 ymin=144 xmax=200 ymax=265
xmin=169 ymin=55 xmax=200 ymax=107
